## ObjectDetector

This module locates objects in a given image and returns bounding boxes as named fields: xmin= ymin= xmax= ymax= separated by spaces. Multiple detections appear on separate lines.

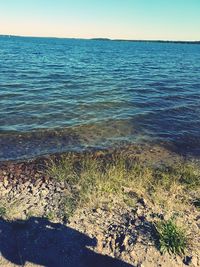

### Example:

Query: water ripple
xmin=0 ymin=37 xmax=200 ymax=160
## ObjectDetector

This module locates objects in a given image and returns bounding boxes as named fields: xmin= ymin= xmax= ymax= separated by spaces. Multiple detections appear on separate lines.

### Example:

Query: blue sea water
xmin=0 ymin=36 xmax=200 ymax=160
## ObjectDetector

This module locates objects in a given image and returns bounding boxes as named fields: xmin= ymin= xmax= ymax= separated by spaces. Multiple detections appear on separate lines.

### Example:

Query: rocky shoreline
xmin=0 ymin=144 xmax=199 ymax=267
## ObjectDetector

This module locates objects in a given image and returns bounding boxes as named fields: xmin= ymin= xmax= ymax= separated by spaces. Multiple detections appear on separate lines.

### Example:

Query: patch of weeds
xmin=46 ymin=153 xmax=200 ymax=217
xmin=47 ymin=155 xmax=78 ymax=184
xmin=78 ymin=157 xmax=119 ymax=205
xmin=123 ymin=190 xmax=138 ymax=208
xmin=123 ymin=195 xmax=137 ymax=207
xmin=154 ymin=168 xmax=175 ymax=190
xmin=179 ymin=163 xmax=200 ymax=189
xmin=45 ymin=211 xmax=55 ymax=221
xmin=64 ymin=197 xmax=78 ymax=219
xmin=129 ymin=163 xmax=154 ymax=194
xmin=155 ymin=219 xmax=187 ymax=255
xmin=0 ymin=206 xmax=6 ymax=217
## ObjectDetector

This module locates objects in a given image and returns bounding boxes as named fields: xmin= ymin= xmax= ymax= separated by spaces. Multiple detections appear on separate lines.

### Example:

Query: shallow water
xmin=0 ymin=36 xmax=200 ymax=160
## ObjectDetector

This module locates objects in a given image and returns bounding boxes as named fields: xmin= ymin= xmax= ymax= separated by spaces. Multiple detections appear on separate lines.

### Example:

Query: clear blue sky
xmin=0 ymin=0 xmax=200 ymax=40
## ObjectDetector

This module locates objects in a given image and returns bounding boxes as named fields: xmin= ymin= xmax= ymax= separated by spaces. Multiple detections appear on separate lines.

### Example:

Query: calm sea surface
xmin=0 ymin=37 xmax=200 ymax=160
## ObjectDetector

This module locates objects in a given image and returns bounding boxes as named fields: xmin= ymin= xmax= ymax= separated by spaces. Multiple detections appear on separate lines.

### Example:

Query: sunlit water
xmin=0 ymin=36 xmax=200 ymax=161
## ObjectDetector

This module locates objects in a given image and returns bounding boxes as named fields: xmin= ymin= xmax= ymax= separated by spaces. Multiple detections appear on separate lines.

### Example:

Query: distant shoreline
xmin=0 ymin=34 xmax=200 ymax=44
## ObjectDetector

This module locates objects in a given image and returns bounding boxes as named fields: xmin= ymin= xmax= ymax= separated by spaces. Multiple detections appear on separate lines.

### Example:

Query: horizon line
xmin=1 ymin=34 xmax=200 ymax=43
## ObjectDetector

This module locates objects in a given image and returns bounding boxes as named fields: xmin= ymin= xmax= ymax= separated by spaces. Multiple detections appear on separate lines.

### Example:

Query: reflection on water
xmin=0 ymin=37 xmax=200 ymax=160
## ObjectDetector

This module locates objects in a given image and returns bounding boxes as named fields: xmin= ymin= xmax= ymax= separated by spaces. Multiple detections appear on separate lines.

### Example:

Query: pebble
xmin=136 ymin=208 xmax=144 ymax=217
xmin=3 ymin=177 xmax=9 ymax=187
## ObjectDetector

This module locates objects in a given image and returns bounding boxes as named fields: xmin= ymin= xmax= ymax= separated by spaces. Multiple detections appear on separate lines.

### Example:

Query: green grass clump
xmin=46 ymin=153 xmax=200 ymax=217
xmin=45 ymin=211 xmax=55 ymax=221
xmin=0 ymin=206 xmax=6 ymax=217
xmin=155 ymin=219 xmax=187 ymax=255
xmin=178 ymin=163 xmax=200 ymax=189
xmin=63 ymin=197 xmax=78 ymax=218
xmin=78 ymin=157 xmax=128 ymax=203
xmin=47 ymin=155 xmax=78 ymax=184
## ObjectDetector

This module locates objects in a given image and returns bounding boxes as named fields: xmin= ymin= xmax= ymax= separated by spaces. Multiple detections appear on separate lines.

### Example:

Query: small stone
xmin=34 ymin=179 xmax=42 ymax=187
xmin=96 ymin=208 xmax=103 ymax=214
xmin=137 ymin=236 xmax=143 ymax=243
xmin=9 ymin=173 xmax=14 ymax=179
xmin=3 ymin=177 xmax=9 ymax=187
xmin=123 ymin=236 xmax=130 ymax=248
xmin=135 ymin=219 xmax=141 ymax=227
xmin=136 ymin=208 xmax=144 ymax=217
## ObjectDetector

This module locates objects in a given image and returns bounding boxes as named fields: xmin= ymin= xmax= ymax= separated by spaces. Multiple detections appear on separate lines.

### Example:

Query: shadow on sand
xmin=0 ymin=217 xmax=134 ymax=267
